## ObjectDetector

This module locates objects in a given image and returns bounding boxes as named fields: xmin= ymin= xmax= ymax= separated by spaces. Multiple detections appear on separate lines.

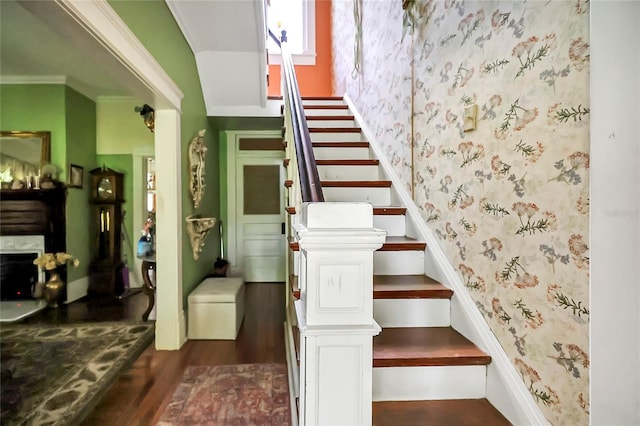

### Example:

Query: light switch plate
xmin=463 ymin=104 xmax=478 ymax=132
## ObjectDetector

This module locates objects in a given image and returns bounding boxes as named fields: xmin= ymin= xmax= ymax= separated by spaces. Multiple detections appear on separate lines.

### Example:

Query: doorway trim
xmin=57 ymin=0 xmax=186 ymax=349
xmin=224 ymin=130 xmax=283 ymax=277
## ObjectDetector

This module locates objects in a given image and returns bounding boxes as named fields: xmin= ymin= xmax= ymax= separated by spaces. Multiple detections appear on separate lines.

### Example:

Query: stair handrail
xmin=270 ymin=29 xmax=324 ymax=203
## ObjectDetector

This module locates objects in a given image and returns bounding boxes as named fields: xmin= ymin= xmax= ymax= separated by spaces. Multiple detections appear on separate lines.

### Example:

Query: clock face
xmin=97 ymin=177 xmax=113 ymax=199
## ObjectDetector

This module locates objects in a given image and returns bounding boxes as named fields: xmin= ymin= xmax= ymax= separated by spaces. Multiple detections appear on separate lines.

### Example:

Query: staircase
xmin=285 ymin=96 xmax=511 ymax=425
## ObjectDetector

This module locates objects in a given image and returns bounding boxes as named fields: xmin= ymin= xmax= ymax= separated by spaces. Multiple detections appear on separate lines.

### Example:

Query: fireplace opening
xmin=0 ymin=235 xmax=45 ymax=301
xmin=1 ymin=253 xmax=39 ymax=300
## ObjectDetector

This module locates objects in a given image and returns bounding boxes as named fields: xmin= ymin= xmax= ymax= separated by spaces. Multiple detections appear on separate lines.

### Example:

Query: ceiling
xmin=0 ymin=0 xmax=274 ymax=116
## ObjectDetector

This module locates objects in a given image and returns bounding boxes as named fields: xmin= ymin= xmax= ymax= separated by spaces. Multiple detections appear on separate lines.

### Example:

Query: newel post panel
xmin=295 ymin=202 xmax=386 ymax=426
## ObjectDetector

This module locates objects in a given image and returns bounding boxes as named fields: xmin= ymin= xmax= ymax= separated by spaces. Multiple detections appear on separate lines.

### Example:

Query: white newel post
xmin=295 ymin=202 xmax=386 ymax=426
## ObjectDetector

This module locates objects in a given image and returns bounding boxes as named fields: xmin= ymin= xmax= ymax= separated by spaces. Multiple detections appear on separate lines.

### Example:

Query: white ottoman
xmin=188 ymin=277 xmax=245 ymax=340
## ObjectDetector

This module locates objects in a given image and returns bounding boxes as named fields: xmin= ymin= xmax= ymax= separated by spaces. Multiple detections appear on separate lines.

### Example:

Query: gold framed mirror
xmin=0 ymin=131 xmax=51 ymax=183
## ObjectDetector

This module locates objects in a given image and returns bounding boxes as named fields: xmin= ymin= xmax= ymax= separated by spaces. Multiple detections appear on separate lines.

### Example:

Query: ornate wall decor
xmin=185 ymin=215 xmax=216 ymax=261
xmin=188 ymin=129 xmax=207 ymax=209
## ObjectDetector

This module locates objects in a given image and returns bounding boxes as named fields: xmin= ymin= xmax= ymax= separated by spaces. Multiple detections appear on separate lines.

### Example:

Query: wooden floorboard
xmin=24 ymin=282 xmax=290 ymax=425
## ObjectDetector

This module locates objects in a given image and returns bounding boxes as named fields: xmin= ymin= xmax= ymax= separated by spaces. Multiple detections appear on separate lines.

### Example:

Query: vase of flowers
xmin=33 ymin=252 xmax=80 ymax=308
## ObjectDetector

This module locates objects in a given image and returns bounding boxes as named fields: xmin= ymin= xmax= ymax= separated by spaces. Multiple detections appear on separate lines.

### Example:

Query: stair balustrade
xmin=274 ymin=31 xmax=385 ymax=425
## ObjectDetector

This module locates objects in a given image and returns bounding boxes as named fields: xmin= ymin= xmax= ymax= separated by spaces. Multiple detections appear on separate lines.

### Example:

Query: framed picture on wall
xmin=69 ymin=164 xmax=84 ymax=188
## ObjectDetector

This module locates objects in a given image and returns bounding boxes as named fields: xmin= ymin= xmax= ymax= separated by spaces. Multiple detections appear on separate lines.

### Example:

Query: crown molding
xmin=96 ymin=95 xmax=139 ymax=103
xmin=0 ymin=75 xmax=67 ymax=85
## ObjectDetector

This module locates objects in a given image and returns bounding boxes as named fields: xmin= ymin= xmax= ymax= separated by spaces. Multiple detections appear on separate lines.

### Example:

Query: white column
xmin=296 ymin=202 xmax=386 ymax=426
xmin=154 ymin=108 xmax=187 ymax=350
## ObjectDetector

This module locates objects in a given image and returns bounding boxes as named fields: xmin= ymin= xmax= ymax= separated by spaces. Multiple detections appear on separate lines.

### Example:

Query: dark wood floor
xmin=16 ymin=283 xmax=287 ymax=425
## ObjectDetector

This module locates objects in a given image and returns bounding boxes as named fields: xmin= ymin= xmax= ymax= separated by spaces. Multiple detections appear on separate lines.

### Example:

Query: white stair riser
xmin=318 ymin=165 xmax=379 ymax=180
xmin=374 ymin=251 xmax=425 ymax=275
xmin=374 ymin=299 xmax=450 ymax=327
xmin=306 ymin=119 xmax=356 ymax=128
xmin=305 ymin=109 xmax=352 ymax=116
xmin=310 ymin=132 xmax=362 ymax=142
xmin=373 ymin=215 xmax=406 ymax=237
xmin=323 ymin=187 xmax=390 ymax=205
xmin=302 ymin=99 xmax=345 ymax=106
xmin=372 ymin=365 xmax=487 ymax=401
xmin=313 ymin=147 xmax=371 ymax=160
xmin=293 ymin=250 xmax=299 ymax=276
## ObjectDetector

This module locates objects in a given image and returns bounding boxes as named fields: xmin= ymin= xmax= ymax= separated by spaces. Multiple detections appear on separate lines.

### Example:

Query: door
xmin=236 ymin=156 xmax=286 ymax=282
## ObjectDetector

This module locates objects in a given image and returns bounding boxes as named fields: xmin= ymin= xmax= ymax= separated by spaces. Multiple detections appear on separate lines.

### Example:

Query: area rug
xmin=159 ymin=363 xmax=290 ymax=426
xmin=0 ymin=321 xmax=154 ymax=425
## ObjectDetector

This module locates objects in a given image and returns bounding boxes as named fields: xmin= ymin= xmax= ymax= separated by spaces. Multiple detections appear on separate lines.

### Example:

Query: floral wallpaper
xmin=332 ymin=1 xmax=590 ymax=425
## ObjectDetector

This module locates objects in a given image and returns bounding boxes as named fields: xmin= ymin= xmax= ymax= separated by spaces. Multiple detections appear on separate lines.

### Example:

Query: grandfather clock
xmin=88 ymin=166 xmax=125 ymax=297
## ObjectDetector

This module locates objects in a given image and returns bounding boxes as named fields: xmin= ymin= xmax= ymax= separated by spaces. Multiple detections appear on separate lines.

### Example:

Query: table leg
xmin=141 ymin=260 xmax=156 ymax=321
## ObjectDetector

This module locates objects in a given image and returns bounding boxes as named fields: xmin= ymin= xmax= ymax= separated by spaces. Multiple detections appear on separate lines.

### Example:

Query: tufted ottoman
xmin=187 ymin=277 xmax=245 ymax=340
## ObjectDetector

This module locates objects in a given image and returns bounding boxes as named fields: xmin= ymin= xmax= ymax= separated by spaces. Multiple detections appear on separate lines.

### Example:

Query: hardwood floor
xmin=13 ymin=282 xmax=286 ymax=425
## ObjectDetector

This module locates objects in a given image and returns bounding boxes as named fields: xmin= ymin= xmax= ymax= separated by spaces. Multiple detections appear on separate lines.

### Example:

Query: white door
xmin=236 ymin=156 xmax=285 ymax=282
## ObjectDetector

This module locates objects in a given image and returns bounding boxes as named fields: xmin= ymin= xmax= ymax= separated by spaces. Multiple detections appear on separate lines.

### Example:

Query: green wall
xmin=0 ymin=85 xmax=66 ymax=166
xmin=0 ymin=84 xmax=96 ymax=282
xmin=108 ymin=0 xmax=220 ymax=306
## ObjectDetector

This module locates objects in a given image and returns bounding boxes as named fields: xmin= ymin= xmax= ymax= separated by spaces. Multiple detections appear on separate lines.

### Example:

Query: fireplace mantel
xmin=0 ymin=187 xmax=67 ymax=253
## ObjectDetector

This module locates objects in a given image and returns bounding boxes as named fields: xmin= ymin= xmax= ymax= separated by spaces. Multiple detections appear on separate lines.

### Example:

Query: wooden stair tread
xmin=303 ymin=104 xmax=349 ymax=110
xmin=373 ymin=206 xmax=406 ymax=215
xmin=316 ymin=159 xmax=379 ymax=166
xmin=373 ymin=275 xmax=452 ymax=299
xmin=312 ymin=142 xmax=369 ymax=148
xmin=373 ymin=327 xmax=491 ymax=367
xmin=290 ymin=236 xmax=425 ymax=252
xmin=380 ymin=236 xmax=426 ymax=251
xmin=291 ymin=274 xmax=451 ymax=300
xmin=321 ymin=180 xmax=391 ymax=188
xmin=302 ymin=96 xmax=344 ymax=101
xmin=309 ymin=127 xmax=361 ymax=133
xmin=306 ymin=115 xmax=355 ymax=120
xmin=372 ymin=399 xmax=511 ymax=426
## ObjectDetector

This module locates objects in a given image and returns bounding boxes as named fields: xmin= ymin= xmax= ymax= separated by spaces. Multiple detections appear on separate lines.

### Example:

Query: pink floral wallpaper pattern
xmin=332 ymin=1 xmax=590 ymax=424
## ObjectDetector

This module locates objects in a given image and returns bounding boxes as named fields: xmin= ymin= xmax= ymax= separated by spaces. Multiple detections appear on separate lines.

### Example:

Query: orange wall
xmin=268 ymin=0 xmax=333 ymax=97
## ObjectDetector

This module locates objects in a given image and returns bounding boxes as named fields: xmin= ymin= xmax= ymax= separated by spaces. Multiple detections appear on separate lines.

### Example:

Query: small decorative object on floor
xmin=32 ymin=252 xmax=80 ymax=308
xmin=44 ymin=271 xmax=64 ymax=308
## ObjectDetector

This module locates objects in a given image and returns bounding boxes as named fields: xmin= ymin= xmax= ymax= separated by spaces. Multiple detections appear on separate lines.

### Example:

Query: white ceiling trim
xmin=0 ymin=74 xmax=98 ymax=102
xmin=0 ymin=75 xmax=67 ymax=85
xmin=55 ymin=0 xmax=184 ymax=111
xmin=96 ymin=95 xmax=140 ymax=103
xmin=206 ymin=100 xmax=281 ymax=118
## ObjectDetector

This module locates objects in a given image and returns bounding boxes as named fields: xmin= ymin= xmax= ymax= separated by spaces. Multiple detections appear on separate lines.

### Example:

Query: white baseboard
xmin=344 ymin=93 xmax=548 ymax=426
xmin=65 ymin=276 xmax=88 ymax=304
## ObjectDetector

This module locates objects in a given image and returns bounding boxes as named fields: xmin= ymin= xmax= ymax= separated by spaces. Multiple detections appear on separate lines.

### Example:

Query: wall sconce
xmin=134 ymin=104 xmax=155 ymax=133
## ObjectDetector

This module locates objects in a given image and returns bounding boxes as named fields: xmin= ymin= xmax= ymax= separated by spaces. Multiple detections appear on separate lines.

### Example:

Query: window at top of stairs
xmin=267 ymin=0 xmax=316 ymax=66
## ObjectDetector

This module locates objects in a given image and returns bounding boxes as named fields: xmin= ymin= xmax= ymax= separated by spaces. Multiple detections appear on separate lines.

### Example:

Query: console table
xmin=138 ymin=255 xmax=156 ymax=321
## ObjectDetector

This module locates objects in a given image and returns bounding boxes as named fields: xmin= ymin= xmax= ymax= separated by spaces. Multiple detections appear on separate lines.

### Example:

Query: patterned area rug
xmin=159 ymin=363 xmax=290 ymax=426
xmin=0 ymin=322 xmax=154 ymax=425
